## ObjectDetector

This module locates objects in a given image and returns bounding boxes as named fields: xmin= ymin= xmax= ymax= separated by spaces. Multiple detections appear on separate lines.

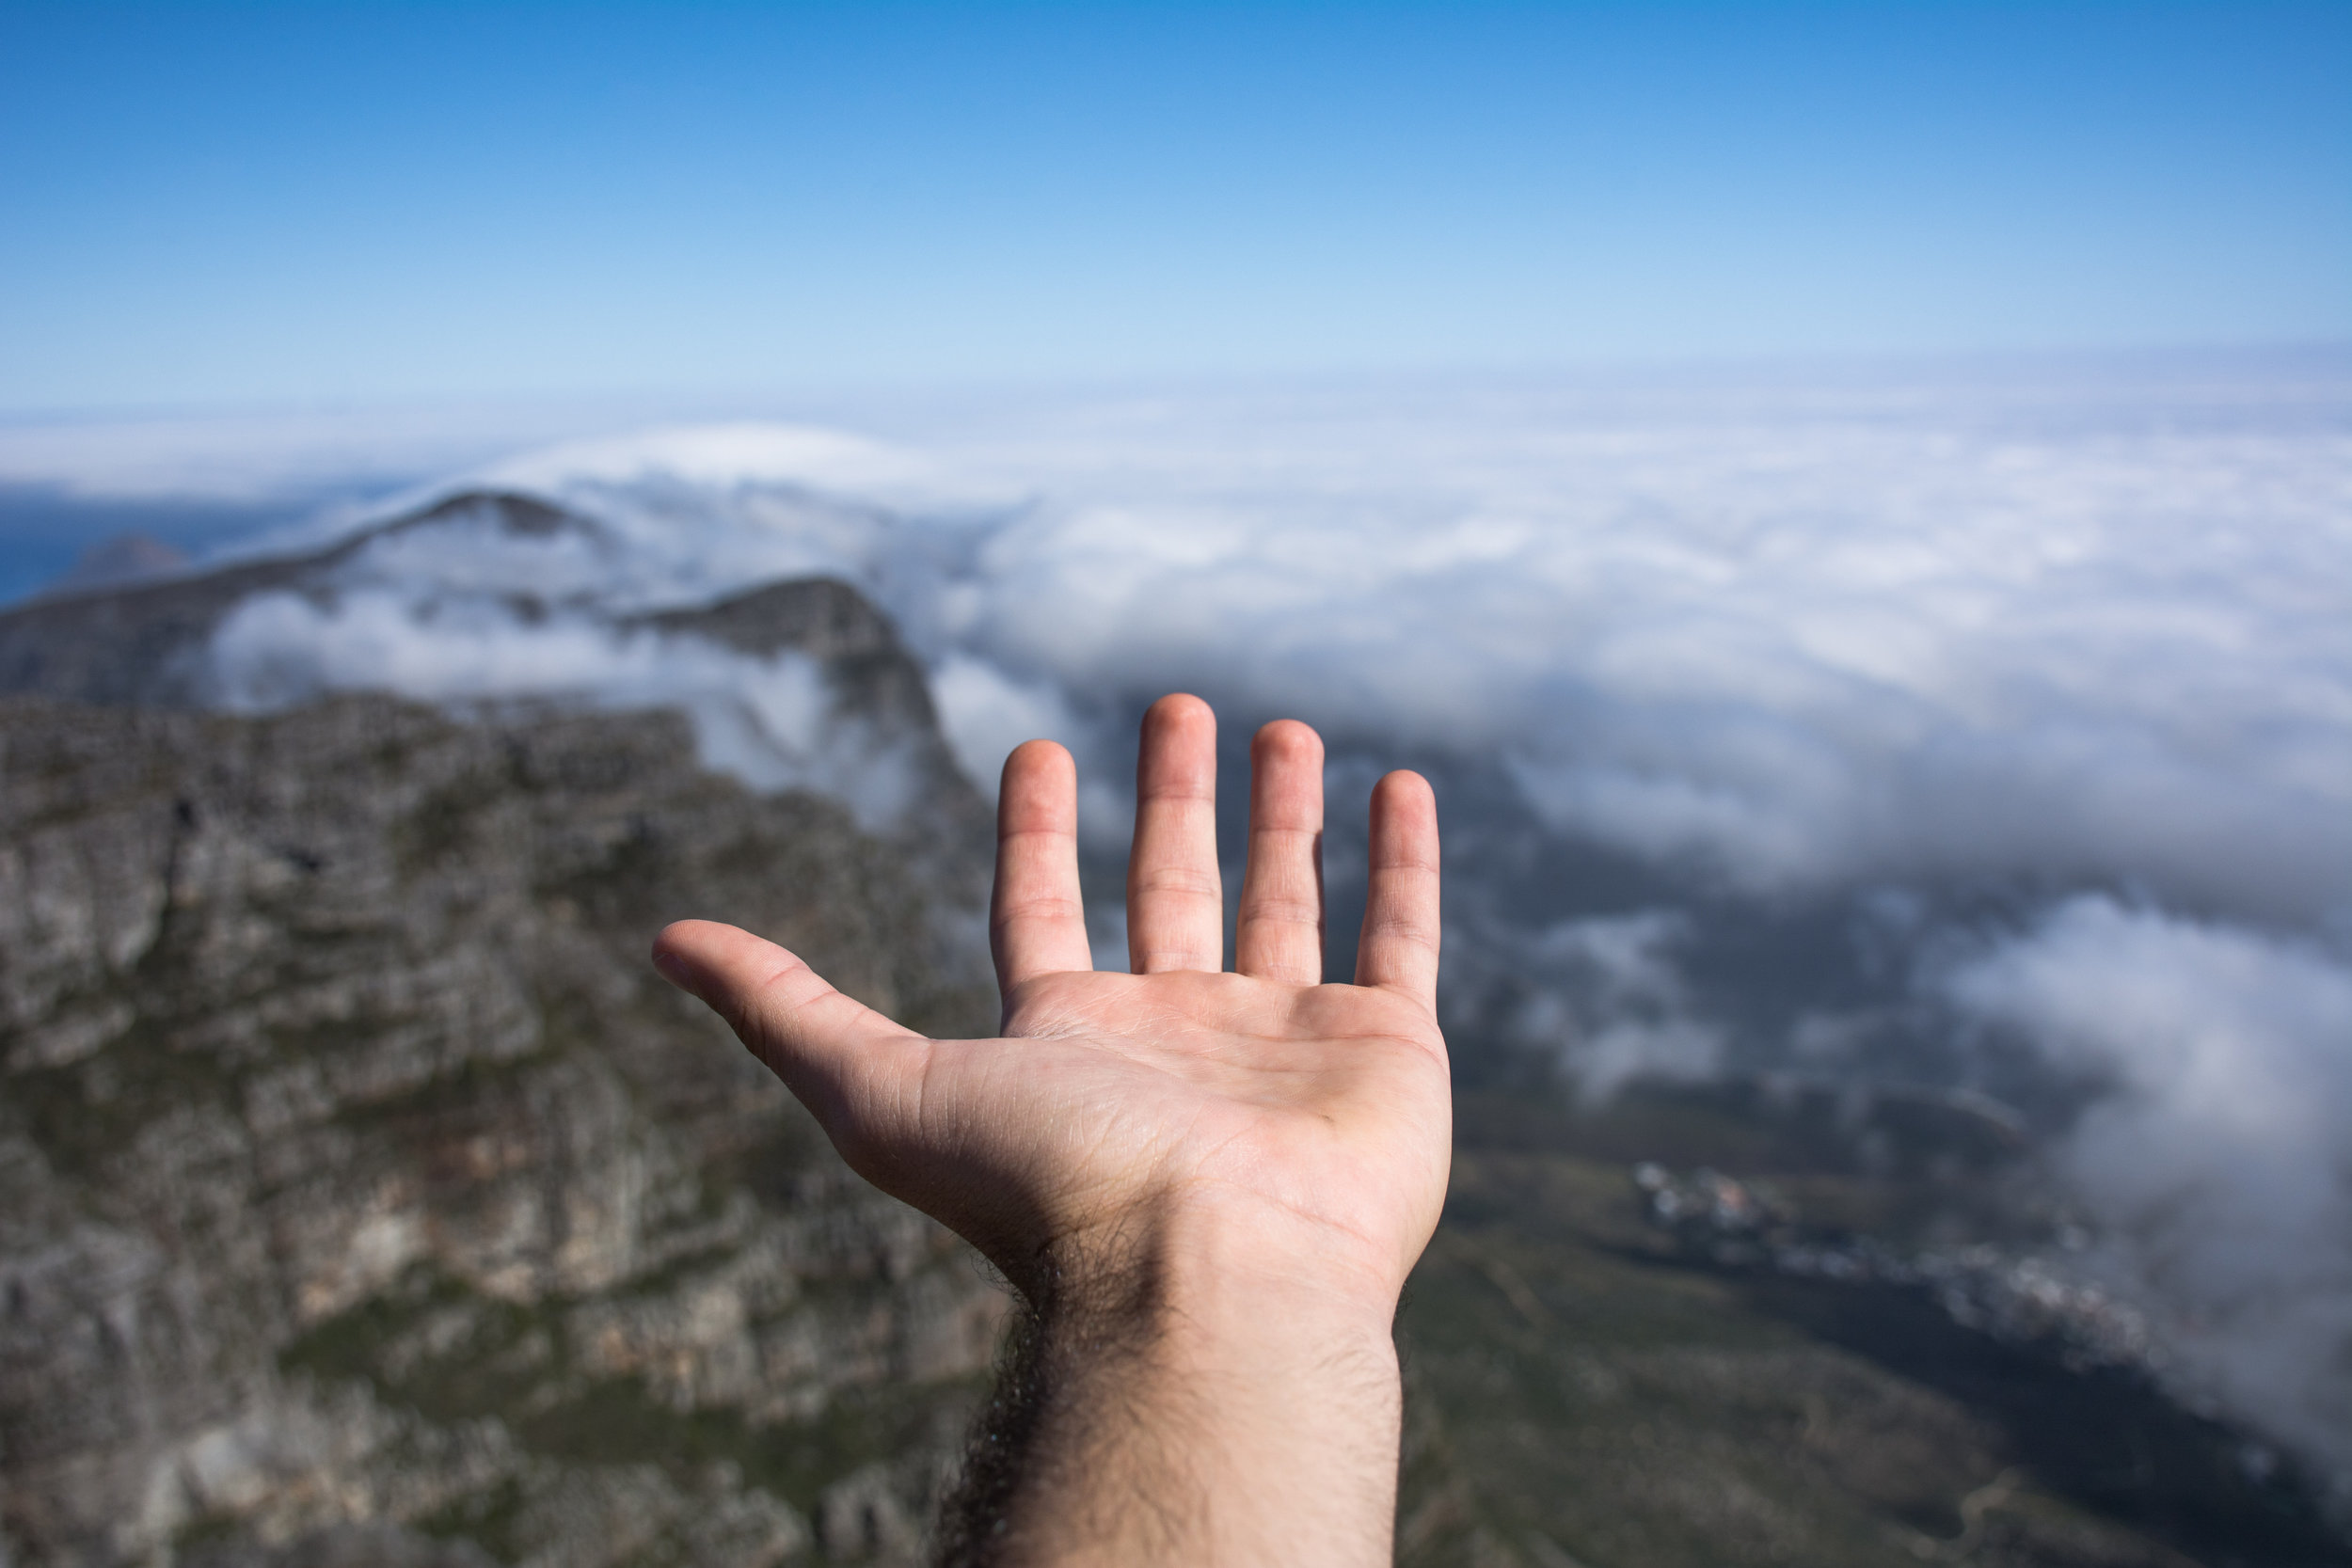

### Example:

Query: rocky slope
xmin=0 ymin=693 xmax=1002 ymax=1568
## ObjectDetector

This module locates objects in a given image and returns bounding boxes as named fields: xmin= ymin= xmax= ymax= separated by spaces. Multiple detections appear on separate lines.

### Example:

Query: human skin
xmin=652 ymin=692 xmax=1451 ymax=1566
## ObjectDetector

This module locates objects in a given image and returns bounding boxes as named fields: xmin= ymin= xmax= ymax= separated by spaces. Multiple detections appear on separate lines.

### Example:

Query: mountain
xmin=0 ymin=490 xmax=899 ymax=711
xmin=0 ymin=493 xmax=599 ymax=707
xmin=0 ymin=486 xmax=989 ymax=864
xmin=3 ymin=488 xmax=2344 ymax=1566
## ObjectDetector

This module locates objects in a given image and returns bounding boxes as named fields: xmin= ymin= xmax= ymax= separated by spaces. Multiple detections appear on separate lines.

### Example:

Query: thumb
xmin=653 ymin=918 xmax=927 ymax=1139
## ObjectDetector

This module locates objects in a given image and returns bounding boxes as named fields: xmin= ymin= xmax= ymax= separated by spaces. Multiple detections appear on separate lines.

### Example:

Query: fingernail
xmin=652 ymin=950 xmax=697 ymax=992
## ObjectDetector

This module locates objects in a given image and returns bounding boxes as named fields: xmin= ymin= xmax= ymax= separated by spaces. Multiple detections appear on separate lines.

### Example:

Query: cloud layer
xmin=149 ymin=354 xmax=2352 ymax=1478
xmin=404 ymin=366 xmax=2350 ymax=917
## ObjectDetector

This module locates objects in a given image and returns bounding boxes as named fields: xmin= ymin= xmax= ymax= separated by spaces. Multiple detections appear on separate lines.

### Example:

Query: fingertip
xmin=1001 ymin=736 xmax=1073 ymax=785
xmin=649 ymin=911 xmax=701 ymax=973
xmin=1251 ymin=717 xmax=1325 ymax=767
xmin=1141 ymin=694 xmax=1217 ymax=773
xmin=1376 ymin=767 xmax=1434 ymax=802
xmin=652 ymin=919 xmax=722 ymax=994
xmin=1148 ymin=691 xmax=1215 ymax=729
xmin=651 ymin=945 xmax=695 ymax=993
xmin=655 ymin=916 xmax=732 ymax=949
xmin=1372 ymin=770 xmax=1438 ymax=843
xmin=999 ymin=739 xmax=1078 ymax=833
xmin=1136 ymin=692 xmax=1217 ymax=792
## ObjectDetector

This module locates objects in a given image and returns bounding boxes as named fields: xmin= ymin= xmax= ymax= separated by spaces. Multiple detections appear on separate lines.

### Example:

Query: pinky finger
xmin=1354 ymin=770 xmax=1440 ymax=1007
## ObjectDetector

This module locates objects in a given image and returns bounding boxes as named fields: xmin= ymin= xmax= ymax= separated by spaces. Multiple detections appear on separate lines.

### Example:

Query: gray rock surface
xmin=0 ymin=693 xmax=1008 ymax=1568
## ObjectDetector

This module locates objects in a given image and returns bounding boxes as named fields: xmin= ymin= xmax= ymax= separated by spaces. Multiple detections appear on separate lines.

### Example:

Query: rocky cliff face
xmin=0 ymin=693 xmax=1006 ymax=1568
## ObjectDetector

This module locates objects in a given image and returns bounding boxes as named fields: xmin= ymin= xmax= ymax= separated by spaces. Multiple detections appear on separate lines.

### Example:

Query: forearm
xmin=938 ymin=1205 xmax=1407 ymax=1568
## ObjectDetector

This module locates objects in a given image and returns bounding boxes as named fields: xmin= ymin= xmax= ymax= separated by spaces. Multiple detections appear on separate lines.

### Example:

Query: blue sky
xmin=2 ymin=2 xmax=2346 ymax=411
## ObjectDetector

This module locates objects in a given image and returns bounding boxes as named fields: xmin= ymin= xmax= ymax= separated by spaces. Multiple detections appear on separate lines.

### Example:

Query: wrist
xmin=981 ymin=1193 xmax=1406 ymax=1567
xmin=1038 ymin=1176 xmax=1414 ymax=1324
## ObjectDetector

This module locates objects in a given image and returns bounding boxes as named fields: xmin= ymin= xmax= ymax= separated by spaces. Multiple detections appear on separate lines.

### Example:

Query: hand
xmin=654 ymin=693 xmax=1449 ymax=1566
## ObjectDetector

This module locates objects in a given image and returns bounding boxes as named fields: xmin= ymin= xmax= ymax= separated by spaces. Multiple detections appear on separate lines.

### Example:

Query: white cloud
xmin=525 ymin=367 xmax=2347 ymax=921
xmin=1941 ymin=895 xmax=2352 ymax=1470
xmin=210 ymin=589 xmax=918 ymax=831
xmin=480 ymin=422 xmax=970 ymax=510
xmin=167 ymin=370 xmax=2346 ymax=949
xmin=928 ymin=653 xmax=1081 ymax=805
xmin=926 ymin=652 xmax=1131 ymax=847
xmin=1515 ymin=910 xmax=1724 ymax=1101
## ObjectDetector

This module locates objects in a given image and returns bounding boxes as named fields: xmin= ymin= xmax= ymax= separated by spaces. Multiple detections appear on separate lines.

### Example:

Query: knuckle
xmin=1241 ymin=895 xmax=1321 ymax=927
xmin=1134 ymin=868 xmax=1221 ymax=897
xmin=993 ymin=894 xmax=1085 ymax=923
xmin=1366 ymin=914 xmax=1440 ymax=951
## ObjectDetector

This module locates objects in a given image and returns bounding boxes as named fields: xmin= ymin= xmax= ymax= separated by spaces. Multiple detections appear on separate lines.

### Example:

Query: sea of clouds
xmin=13 ymin=353 xmax=2350 ymax=1480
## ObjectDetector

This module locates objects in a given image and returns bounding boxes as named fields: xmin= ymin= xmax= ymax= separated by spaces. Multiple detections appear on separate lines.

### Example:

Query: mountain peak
xmin=371 ymin=489 xmax=600 ymax=545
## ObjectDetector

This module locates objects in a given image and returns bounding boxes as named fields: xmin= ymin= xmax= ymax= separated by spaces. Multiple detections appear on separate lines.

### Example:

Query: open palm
xmin=654 ymin=693 xmax=1449 ymax=1307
